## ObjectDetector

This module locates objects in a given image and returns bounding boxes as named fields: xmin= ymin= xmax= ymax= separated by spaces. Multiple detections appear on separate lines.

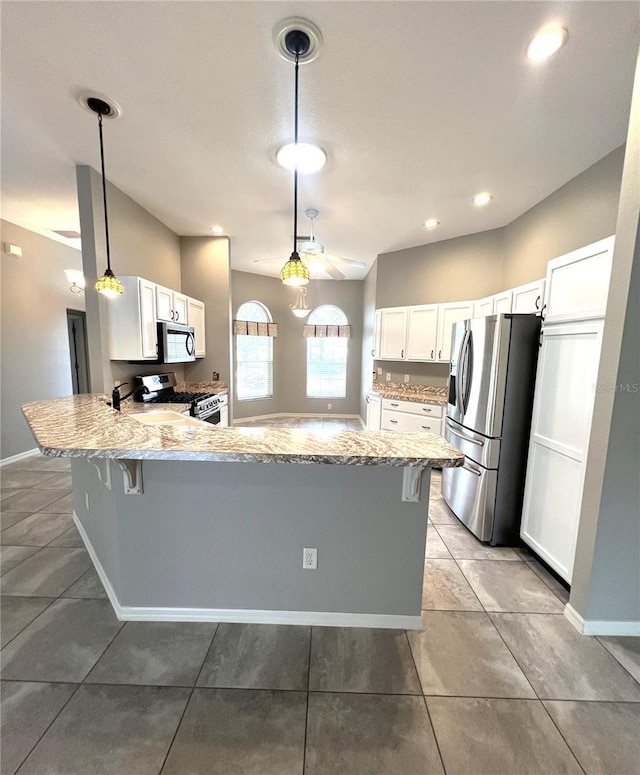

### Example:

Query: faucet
xmin=111 ymin=382 xmax=149 ymax=411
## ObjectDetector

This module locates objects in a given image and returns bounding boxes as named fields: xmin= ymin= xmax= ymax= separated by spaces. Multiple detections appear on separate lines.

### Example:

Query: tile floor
xmin=1 ymin=451 xmax=639 ymax=774
xmin=234 ymin=415 xmax=363 ymax=430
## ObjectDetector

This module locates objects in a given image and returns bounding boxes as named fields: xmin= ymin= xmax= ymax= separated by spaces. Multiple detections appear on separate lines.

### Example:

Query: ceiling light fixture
xmin=276 ymin=143 xmax=326 ymax=173
xmin=64 ymin=269 xmax=86 ymax=294
xmin=473 ymin=192 xmax=493 ymax=207
xmin=279 ymin=26 xmax=315 ymax=287
xmin=290 ymin=286 xmax=310 ymax=318
xmin=424 ymin=218 xmax=440 ymax=230
xmin=526 ymin=25 xmax=568 ymax=62
xmin=86 ymin=97 xmax=124 ymax=298
xmin=210 ymin=225 xmax=224 ymax=235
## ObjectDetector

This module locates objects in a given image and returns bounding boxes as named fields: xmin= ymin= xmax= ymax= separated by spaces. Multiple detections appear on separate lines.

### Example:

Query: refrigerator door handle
xmin=462 ymin=463 xmax=483 ymax=477
xmin=455 ymin=329 xmax=469 ymax=413
xmin=462 ymin=330 xmax=474 ymax=414
xmin=445 ymin=420 xmax=485 ymax=446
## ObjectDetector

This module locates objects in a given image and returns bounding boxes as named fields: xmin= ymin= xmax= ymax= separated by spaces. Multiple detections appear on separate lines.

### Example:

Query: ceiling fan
xmin=254 ymin=209 xmax=367 ymax=280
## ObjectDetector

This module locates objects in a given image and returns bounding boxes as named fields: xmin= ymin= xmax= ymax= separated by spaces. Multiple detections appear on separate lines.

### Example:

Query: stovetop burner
xmin=147 ymin=391 xmax=214 ymax=404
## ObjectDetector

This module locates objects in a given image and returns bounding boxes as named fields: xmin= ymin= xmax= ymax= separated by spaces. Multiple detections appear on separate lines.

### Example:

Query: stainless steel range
xmin=134 ymin=373 xmax=225 ymax=425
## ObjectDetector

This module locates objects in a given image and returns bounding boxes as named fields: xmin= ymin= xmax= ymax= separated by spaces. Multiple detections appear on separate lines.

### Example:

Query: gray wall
xmin=76 ymin=165 xmax=183 ymax=392
xmin=181 ymin=236 xmax=232 ymax=398
xmin=502 ymin=146 xmax=625 ymax=288
xmin=0 ymin=220 xmax=84 ymax=459
xmin=231 ymin=271 xmax=364 ymax=419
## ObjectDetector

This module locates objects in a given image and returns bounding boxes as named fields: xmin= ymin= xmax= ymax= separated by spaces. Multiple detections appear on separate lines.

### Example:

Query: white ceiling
xmin=1 ymin=2 xmax=638 ymax=280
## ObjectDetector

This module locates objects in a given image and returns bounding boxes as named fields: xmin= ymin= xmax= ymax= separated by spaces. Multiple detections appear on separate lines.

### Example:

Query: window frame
xmin=306 ymin=305 xmax=349 ymax=400
xmin=235 ymin=301 xmax=274 ymax=402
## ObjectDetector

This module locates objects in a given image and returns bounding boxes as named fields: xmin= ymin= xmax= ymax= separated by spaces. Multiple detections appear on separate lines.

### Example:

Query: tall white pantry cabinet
xmin=520 ymin=236 xmax=615 ymax=583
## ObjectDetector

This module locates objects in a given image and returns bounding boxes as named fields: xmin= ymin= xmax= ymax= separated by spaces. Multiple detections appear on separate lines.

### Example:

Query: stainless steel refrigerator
xmin=442 ymin=314 xmax=541 ymax=545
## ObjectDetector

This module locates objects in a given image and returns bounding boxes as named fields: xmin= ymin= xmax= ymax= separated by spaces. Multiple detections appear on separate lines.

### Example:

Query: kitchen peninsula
xmin=22 ymin=395 xmax=463 ymax=629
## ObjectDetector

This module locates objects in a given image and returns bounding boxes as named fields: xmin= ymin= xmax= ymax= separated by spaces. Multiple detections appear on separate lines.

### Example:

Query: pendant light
xmin=87 ymin=97 xmax=124 ymax=298
xmin=290 ymin=286 xmax=310 ymax=318
xmin=279 ymin=30 xmax=312 ymax=287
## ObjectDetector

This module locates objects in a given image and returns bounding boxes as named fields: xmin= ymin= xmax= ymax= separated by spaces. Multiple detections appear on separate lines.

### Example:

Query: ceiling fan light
xmin=277 ymin=142 xmax=326 ymax=173
xmin=280 ymin=252 xmax=311 ymax=286
xmin=298 ymin=238 xmax=323 ymax=255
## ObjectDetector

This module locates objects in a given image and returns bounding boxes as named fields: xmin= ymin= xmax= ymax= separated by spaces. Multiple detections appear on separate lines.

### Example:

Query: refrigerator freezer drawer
xmin=442 ymin=461 xmax=497 ymax=542
xmin=444 ymin=418 xmax=500 ymax=469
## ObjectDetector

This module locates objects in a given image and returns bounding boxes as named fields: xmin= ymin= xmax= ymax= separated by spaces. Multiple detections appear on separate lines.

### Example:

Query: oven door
xmin=197 ymin=407 xmax=221 ymax=426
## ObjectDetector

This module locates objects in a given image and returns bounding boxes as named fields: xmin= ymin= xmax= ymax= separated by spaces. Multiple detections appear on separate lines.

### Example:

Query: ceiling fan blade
xmin=253 ymin=257 xmax=283 ymax=264
xmin=323 ymin=253 xmax=367 ymax=268
xmin=318 ymin=258 xmax=345 ymax=280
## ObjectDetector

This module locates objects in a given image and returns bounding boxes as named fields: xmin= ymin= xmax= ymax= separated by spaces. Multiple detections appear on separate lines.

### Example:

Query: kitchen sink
xmin=127 ymin=410 xmax=205 ymax=428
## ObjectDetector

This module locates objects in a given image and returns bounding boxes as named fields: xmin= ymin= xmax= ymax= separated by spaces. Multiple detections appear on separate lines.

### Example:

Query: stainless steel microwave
xmin=157 ymin=321 xmax=196 ymax=363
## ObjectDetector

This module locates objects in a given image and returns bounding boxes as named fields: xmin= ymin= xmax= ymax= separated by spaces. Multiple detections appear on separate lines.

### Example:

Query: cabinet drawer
xmin=381 ymin=410 xmax=440 ymax=433
xmin=381 ymin=398 xmax=443 ymax=418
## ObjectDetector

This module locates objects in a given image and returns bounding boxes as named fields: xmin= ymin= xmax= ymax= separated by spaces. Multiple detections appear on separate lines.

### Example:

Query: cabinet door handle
xmin=401 ymin=349 xmax=404 ymax=358
xmin=170 ymin=309 xmax=175 ymax=320
xmin=430 ymin=350 xmax=434 ymax=359
xmin=175 ymin=310 xmax=180 ymax=322
xmin=438 ymin=350 xmax=442 ymax=359
xmin=535 ymin=295 xmax=541 ymax=310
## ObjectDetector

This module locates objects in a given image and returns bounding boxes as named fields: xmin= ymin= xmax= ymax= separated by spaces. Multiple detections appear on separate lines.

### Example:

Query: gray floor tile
xmin=0 ymin=513 xmax=32 ymax=531
xmin=60 ymin=567 xmax=107 ymax=598
xmin=0 ymin=512 xmax=73 ymax=546
xmin=296 ymin=418 xmax=325 ymax=429
xmin=1 ymin=598 xmax=123 ymax=682
xmin=46 ymin=525 xmax=84 ymax=548
xmin=17 ymin=684 xmax=189 ymax=775
xmin=198 ymin=623 xmax=310 ymax=690
xmin=0 ymin=471 xmax=60 ymax=489
xmin=86 ymin=620 xmax=217 ymax=686
xmin=598 ymin=635 xmax=640 ymax=683
xmin=0 ymin=489 xmax=68 ymax=514
xmin=491 ymin=613 xmax=640 ymax=701
xmin=323 ymin=418 xmax=348 ymax=430
xmin=422 ymin=559 xmax=484 ymax=611
xmin=428 ymin=697 xmax=583 ymax=775
xmin=3 ymin=456 xmax=70 ymax=474
xmin=305 ymin=692 xmax=444 ymax=775
xmin=525 ymin=557 xmax=570 ymax=603
xmin=0 ymin=546 xmax=40 ymax=575
xmin=0 ymin=548 xmax=91 ymax=596
xmin=309 ymin=627 xmax=421 ymax=694
xmin=1 ymin=596 xmax=55 ymax=648
xmin=347 ymin=418 xmax=363 ymax=430
xmin=436 ymin=524 xmax=521 ymax=560
xmin=425 ymin=525 xmax=452 ymax=558
xmin=428 ymin=498 xmax=459 ymax=525
xmin=0 ymin=680 xmax=77 ymax=775
xmin=37 ymin=493 xmax=74 ymax=513
xmin=31 ymin=473 xmax=72 ymax=490
xmin=458 ymin=560 xmax=565 ymax=613
xmin=544 ymin=700 xmax=640 ymax=775
xmin=162 ymin=688 xmax=307 ymax=775
xmin=408 ymin=611 xmax=535 ymax=698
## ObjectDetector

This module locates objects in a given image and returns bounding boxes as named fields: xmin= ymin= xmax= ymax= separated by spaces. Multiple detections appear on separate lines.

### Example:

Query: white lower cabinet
xmin=218 ymin=394 xmax=229 ymax=428
xmin=381 ymin=398 xmax=443 ymax=435
xmin=366 ymin=393 xmax=382 ymax=430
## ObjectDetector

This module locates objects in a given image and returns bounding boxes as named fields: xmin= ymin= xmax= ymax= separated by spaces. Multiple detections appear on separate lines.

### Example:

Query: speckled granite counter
xmin=369 ymin=383 xmax=448 ymax=405
xmin=21 ymin=394 xmax=463 ymax=468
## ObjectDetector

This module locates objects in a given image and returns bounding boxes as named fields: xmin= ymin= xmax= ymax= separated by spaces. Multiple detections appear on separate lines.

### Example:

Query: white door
xmin=543 ymin=236 xmax=614 ymax=324
xmin=406 ymin=305 xmax=438 ymax=360
xmin=493 ymin=290 xmax=513 ymax=314
xmin=512 ymin=279 xmax=545 ymax=314
xmin=156 ymin=285 xmax=174 ymax=322
xmin=379 ymin=308 xmax=408 ymax=360
xmin=139 ymin=278 xmax=158 ymax=359
xmin=520 ymin=319 xmax=605 ymax=582
xmin=187 ymin=298 xmax=206 ymax=357
xmin=173 ymin=293 xmax=188 ymax=324
xmin=436 ymin=302 xmax=474 ymax=361
xmin=473 ymin=297 xmax=494 ymax=318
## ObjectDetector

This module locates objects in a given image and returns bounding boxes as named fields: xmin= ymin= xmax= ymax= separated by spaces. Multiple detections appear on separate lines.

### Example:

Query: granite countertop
xmin=21 ymin=395 xmax=464 ymax=469
xmin=369 ymin=383 xmax=448 ymax=405
xmin=176 ymin=381 xmax=228 ymax=395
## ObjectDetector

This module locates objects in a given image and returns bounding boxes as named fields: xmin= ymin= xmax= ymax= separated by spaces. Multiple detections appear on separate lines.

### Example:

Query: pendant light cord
xmin=97 ymin=112 xmax=112 ymax=272
xmin=292 ymin=51 xmax=300 ymax=254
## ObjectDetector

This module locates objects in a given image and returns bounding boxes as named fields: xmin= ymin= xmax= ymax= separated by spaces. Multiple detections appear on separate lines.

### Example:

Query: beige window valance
xmin=303 ymin=324 xmax=351 ymax=339
xmin=233 ymin=320 xmax=278 ymax=337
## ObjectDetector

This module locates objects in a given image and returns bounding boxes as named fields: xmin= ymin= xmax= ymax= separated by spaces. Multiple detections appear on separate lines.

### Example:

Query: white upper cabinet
xmin=473 ymin=296 xmax=494 ymax=318
xmin=406 ymin=305 xmax=439 ymax=360
xmin=436 ymin=301 xmax=475 ymax=361
xmin=493 ymin=290 xmax=513 ymax=314
xmin=372 ymin=309 xmax=382 ymax=359
xmin=379 ymin=308 xmax=408 ymax=360
xmin=156 ymin=284 xmax=188 ymax=324
xmin=543 ymin=236 xmax=614 ymax=324
xmin=511 ymin=279 xmax=545 ymax=314
xmin=186 ymin=297 xmax=206 ymax=358
xmin=107 ymin=276 xmax=158 ymax=361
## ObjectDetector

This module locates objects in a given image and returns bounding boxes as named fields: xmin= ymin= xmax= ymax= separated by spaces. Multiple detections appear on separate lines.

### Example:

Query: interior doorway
xmin=66 ymin=309 xmax=90 ymax=394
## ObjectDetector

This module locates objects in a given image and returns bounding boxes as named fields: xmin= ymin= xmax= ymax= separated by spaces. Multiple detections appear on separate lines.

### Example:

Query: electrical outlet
xmin=212 ymin=371 xmax=220 ymax=381
xmin=377 ymin=367 xmax=383 ymax=375
xmin=385 ymin=372 xmax=391 ymax=382
xmin=327 ymin=403 xmax=332 ymax=410
xmin=85 ymin=492 xmax=90 ymax=510
xmin=303 ymin=547 xmax=318 ymax=570
xmin=404 ymin=374 xmax=410 ymax=383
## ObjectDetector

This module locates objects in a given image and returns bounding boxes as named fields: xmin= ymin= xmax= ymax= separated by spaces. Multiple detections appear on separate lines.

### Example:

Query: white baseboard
xmin=234 ymin=412 xmax=362 ymax=424
xmin=0 ymin=448 xmax=40 ymax=467
xmin=73 ymin=512 xmax=421 ymax=630
xmin=564 ymin=603 xmax=640 ymax=636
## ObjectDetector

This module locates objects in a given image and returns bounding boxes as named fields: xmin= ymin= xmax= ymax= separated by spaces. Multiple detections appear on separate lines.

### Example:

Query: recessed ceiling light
xmin=210 ymin=225 xmax=224 ymax=234
xmin=526 ymin=26 xmax=568 ymax=62
xmin=473 ymin=192 xmax=493 ymax=207
xmin=424 ymin=218 xmax=440 ymax=230
xmin=276 ymin=142 xmax=326 ymax=173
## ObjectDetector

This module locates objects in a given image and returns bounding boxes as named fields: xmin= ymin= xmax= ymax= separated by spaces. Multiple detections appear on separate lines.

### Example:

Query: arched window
xmin=236 ymin=301 xmax=273 ymax=400
xmin=306 ymin=305 xmax=348 ymax=398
